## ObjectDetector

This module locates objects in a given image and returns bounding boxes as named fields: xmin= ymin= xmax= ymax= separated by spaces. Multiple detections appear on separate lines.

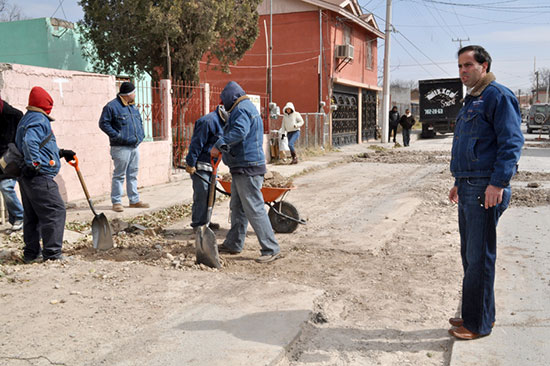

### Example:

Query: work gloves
xmin=185 ymin=165 xmax=196 ymax=175
xmin=59 ymin=149 xmax=76 ymax=162
xmin=21 ymin=164 xmax=39 ymax=178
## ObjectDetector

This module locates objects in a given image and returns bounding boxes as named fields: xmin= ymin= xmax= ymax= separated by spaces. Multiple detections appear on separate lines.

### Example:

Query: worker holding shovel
xmin=15 ymin=86 xmax=76 ymax=263
xmin=185 ymin=105 xmax=226 ymax=233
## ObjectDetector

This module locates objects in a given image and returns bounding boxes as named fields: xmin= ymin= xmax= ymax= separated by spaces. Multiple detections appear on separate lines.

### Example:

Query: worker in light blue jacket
xmin=211 ymin=81 xmax=281 ymax=264
xmin=15 ymin=86 xmax=75 ymax=263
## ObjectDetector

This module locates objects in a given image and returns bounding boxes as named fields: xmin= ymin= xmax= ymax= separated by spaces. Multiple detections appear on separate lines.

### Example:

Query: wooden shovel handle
xmin=68 ymin=156 xmax=91 ymax=201
xmin=207 ymin=154 xmax=221 ymax=209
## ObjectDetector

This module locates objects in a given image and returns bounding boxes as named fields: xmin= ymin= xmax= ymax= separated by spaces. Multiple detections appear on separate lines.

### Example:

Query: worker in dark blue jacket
xmin=185 ymin=105 xmax=225 ymax=232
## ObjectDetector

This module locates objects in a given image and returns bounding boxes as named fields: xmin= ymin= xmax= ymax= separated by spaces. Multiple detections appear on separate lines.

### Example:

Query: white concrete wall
xmin=0 ymin=63 xmax=171 ymax=203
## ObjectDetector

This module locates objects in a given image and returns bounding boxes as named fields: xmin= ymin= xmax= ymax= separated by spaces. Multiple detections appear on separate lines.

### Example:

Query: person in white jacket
xmin=279 ymin=102 xmax=304 ymax=164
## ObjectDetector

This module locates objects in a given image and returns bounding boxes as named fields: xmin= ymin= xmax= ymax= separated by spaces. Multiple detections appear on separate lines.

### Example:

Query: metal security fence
xmin=115 ymin=79 xmax=165 ymax=142
xmin=171 ymin=81 xmax=205 ymax=168
xmin=299 ymin=112 xmax=329 ymax=148
xmin=130 ymin=79 xmax=271 ymax=168
xmin=270 ymin=112 xmax=329 ymax=149
xmin=135 ymin=80 xmax=164 ymax=141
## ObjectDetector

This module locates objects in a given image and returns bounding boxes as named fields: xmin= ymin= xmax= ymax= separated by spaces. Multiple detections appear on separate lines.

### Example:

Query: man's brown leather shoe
xmin=129 ymin=201 xmax=150 ymax=208
xmin=449 ymin=317 xmax=463 ymax=327
xmin=449 ymin=318 xmax=494 ymax=328
xmin=448 ymin=326 xmax=489 ymax=340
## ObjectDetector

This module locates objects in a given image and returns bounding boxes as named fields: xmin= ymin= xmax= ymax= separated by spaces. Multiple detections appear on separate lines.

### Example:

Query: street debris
xmin=221 ymin=170 xmax=294 ymax=188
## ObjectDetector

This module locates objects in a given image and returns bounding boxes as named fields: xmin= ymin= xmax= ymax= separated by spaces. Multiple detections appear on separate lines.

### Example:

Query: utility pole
xmin=547 ymin=74 xmax=550 ymax=104
xmin=452 ymin=37 xmax=470 ymax=49
xmin=535 ymin=71 xmax=539 ymax=103
xmin=269 ymin=0 xmax=273 ymax=105
xmin=166 ymin=37 xmax=171 ymax=80
xmin=381 ymin=0 xmax=392 ymax=144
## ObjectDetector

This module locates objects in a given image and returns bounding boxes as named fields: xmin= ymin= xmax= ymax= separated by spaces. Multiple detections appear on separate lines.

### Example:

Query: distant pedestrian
xmin=15 ymin=86 xmax=76 ymax=262
xmin=211 ymin=81 xmax=281 ymax=263
xmin=279 ymin=102 xmax=304 ymax=164
xmin=399 ymin=109 xmax=415 ymax=146
xmin=185 ymin=105 xmax=225 ymax=232
xmin=388 ymin=106 xmax=400 ymax=143
xmin=0 ymin=96 xmax=24 ymax=231
xmin=448 ymin=45 xmax=524 ymax=340
xmin=99 ymin=82 xmax=149 ymax=212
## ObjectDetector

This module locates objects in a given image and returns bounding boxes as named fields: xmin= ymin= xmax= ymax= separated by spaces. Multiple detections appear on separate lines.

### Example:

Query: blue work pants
xmin=457 ymin=177 xmax=510 ymax=335
xmin=222 ymin=174 xmax=280 ymax=256
xmin=18 ymin=175 xmax=66 ymax=260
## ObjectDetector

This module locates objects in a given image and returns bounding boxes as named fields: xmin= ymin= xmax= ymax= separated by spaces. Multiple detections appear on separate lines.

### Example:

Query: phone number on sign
xmin=424 ymin=108 xmax=443 ymax=115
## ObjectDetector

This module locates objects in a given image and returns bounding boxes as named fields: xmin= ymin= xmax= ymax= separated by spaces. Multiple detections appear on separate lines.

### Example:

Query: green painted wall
xmin=0 ymin=18 xmax=90 ymax=72
xmin=0 ymin=17 xmax=155 ymax=140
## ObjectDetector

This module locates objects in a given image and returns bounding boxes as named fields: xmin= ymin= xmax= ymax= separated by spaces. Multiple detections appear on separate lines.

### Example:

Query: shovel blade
xmin=92 ymin=213 xmax=114 ymax=250
xmin=195 ymin=226 xmax=220 ymax=269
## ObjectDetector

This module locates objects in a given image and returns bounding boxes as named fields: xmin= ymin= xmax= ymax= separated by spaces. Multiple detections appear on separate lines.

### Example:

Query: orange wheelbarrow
xmin=217 ymin=180 xmax=306 ymax=233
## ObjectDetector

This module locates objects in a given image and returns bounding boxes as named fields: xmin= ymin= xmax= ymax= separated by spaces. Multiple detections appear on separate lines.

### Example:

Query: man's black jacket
xmin=0 ymin=100 xmax=23 ymax=180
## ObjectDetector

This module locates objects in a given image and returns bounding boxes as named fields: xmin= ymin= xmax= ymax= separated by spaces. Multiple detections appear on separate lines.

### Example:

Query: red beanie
xmin=28 ymin=86 xmax=53 ymax=115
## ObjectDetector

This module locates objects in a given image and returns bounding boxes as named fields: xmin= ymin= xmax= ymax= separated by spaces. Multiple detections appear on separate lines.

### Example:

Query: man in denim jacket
xmin=210 ymin=81 xmax=281 ymax=263
xmin=16 ymin=86 xmax=76 ymax=262
xmin=448 ymin=45 xmax=524 ymax=340
xmin=99 ymin=82 xmax=148 ymax=212
xmin=185 ymin=105 xmax=225 ymax=232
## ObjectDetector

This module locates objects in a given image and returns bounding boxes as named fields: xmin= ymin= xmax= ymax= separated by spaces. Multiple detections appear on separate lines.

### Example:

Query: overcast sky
xmin=13 ymin=0 xmax=550 ymax=94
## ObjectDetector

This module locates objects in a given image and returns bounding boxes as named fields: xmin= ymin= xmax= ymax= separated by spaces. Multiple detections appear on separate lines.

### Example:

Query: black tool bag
xmin=0 ymin=132 xmax=53 ymax=178
xmin=0 ymin=143 xmax=24 ymax=178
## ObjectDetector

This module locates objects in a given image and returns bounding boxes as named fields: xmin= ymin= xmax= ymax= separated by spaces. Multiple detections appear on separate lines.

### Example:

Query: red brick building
xmin=199 ymin=0 xmax=384 ymax=146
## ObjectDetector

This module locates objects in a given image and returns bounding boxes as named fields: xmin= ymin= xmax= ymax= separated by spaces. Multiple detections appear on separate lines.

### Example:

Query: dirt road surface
xmin=1 ymin=132 xmax=548 ymax=365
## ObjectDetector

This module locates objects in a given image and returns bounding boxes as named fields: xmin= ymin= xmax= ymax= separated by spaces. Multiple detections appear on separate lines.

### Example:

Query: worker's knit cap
xmin=119 ymin=82 xmax=136 ymax=95
xmin=28 ymin=86 xmax=53 ymax=115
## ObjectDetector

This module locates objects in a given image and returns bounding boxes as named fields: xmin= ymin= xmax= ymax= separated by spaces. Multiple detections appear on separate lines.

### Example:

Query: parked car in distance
xmin=527 ymin=103 xmax=550 ymax=133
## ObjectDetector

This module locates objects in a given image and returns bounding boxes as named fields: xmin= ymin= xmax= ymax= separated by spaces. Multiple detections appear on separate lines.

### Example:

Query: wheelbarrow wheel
xmin=268 ymin=201 xmax=300 ymax=233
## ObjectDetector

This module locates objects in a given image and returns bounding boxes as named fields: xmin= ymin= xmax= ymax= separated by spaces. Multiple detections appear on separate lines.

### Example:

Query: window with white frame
xmin=343 ymin=25 xmax=351 ymax=45
xmin=365 ymin=40 xmax=373 ymax=70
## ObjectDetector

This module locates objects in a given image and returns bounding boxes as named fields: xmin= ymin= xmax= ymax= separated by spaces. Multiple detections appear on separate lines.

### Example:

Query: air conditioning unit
xmin=335 ymin=44 xmax=354 ymax=59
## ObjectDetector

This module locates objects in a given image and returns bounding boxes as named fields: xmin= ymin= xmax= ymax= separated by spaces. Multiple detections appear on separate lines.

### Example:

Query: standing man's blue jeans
xmin=222 ymin=174 xmax=280 ymax=256
xmin=0 ymin=178 xmax=24 ymax=224
xmin=457 ymin=177 xmax=510 ymax=336
xmin=287 ymin=130 xmax=300 ymax=154
xmin=402 ymin=128 xmax=411 ymax=146
xmin=191 ymin=170 xmax=212 ymax=228
xmin=110 ymin=146 xmax=140 ymax=205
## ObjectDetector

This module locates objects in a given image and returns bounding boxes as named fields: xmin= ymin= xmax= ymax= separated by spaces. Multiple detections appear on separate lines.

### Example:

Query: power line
xmin=50 ymin=0 xmax=66 ymax=19
xmin=391 ymin=35 xmax=435 ymax=77
xmin=413 ymin=0 xmax=550 ymax=14
xmin=420 ymin=0 xmax=454 ymax=39
xmin=393 ymin=28 xmax=452 ymax=76
xmin=452 ymin=6 xmax=470 ymax=38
